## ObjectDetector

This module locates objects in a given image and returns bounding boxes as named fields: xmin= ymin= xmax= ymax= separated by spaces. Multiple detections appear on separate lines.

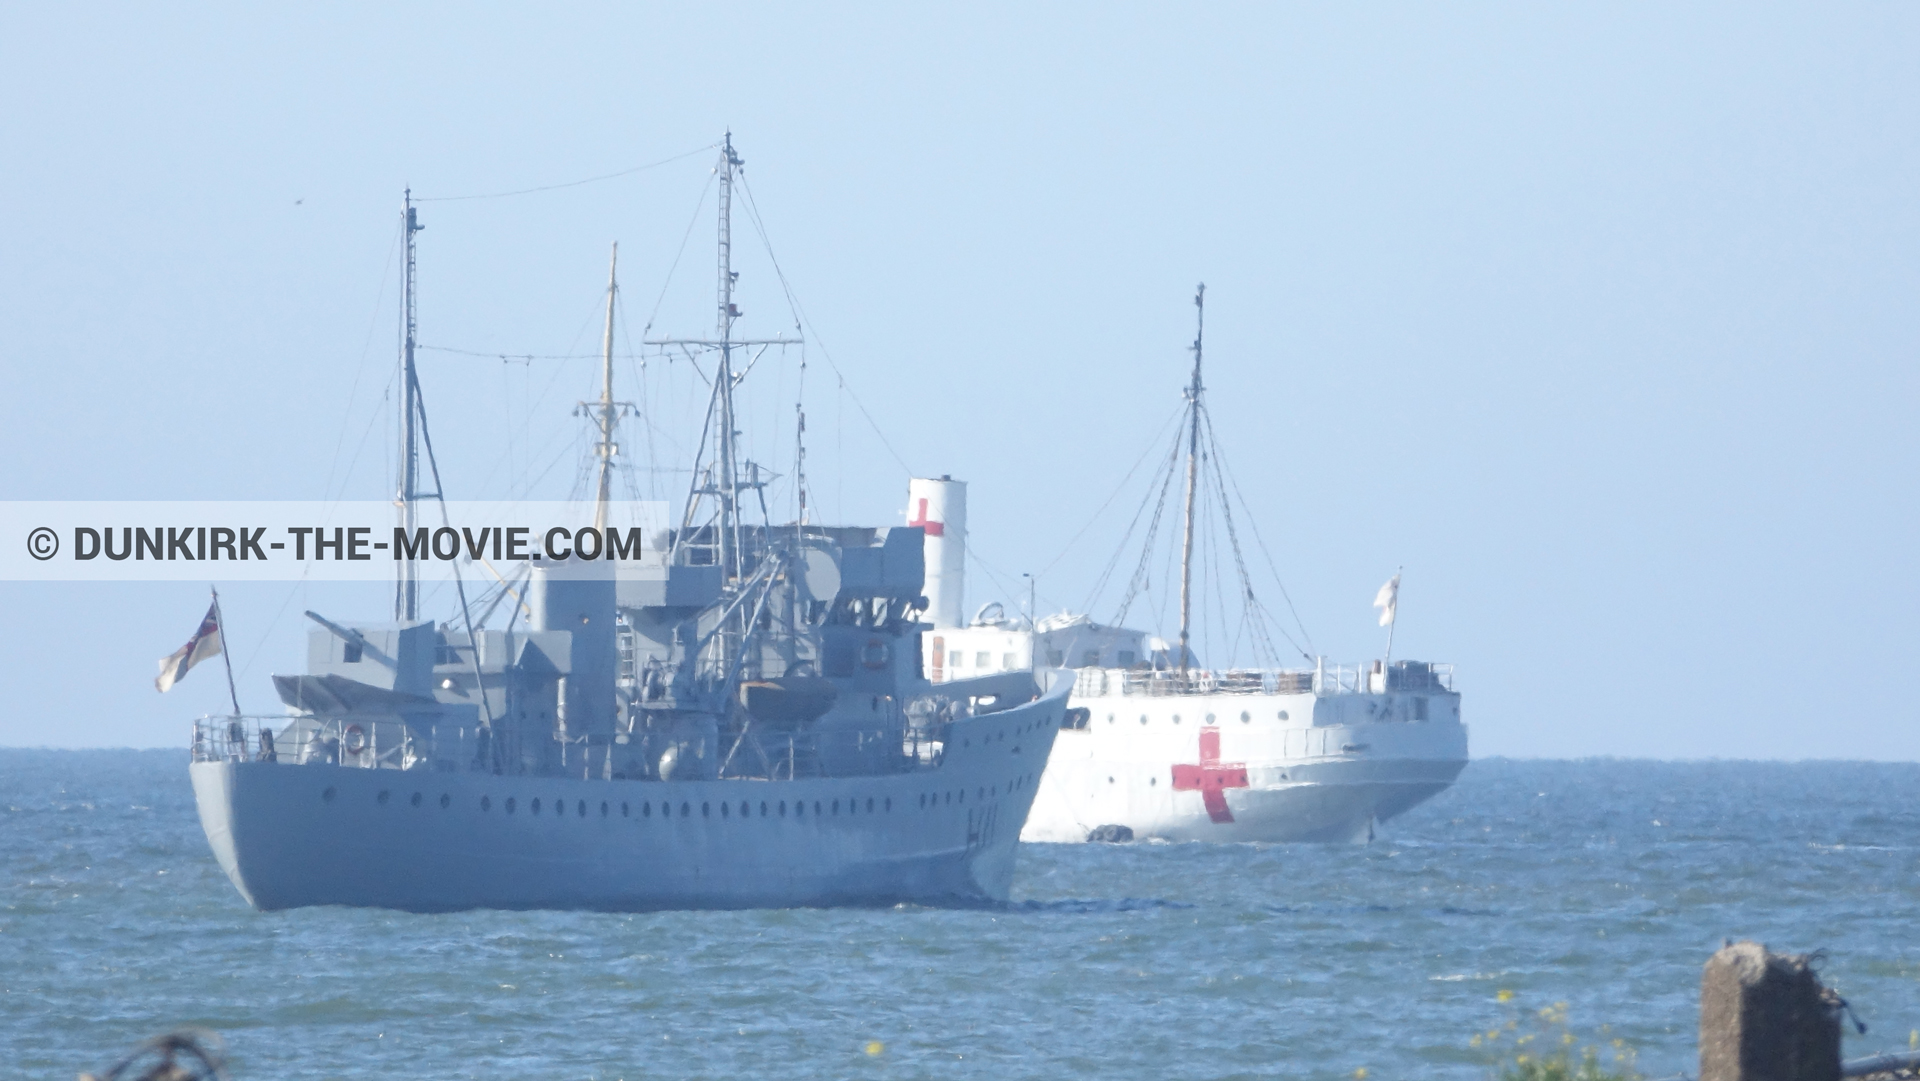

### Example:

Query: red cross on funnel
xmin=907 ymin=498 xmax=944 ymax=536
xmin=1171 ymin=726 xmax=1249 ymax=824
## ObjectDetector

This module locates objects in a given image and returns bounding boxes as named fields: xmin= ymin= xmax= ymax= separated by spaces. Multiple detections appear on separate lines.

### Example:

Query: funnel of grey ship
xmin=188 ymin=137 xmax=1068 ymax=912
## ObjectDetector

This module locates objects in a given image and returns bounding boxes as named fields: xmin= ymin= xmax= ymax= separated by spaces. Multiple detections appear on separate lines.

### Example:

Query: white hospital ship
xmin=916 ymin=288 xmax=1468 ymax=843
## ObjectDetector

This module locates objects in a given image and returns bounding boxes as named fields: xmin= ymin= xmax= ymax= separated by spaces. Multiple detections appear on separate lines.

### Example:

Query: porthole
xmin=480 ymin=795 xmax=491 ymax=811
xmin=578 ymin=800 xmax=587 ymax=817
xmin=1107 ymin=776 xmax=1114 ymax=784
xmin=506 ymin=797 xmax=517 ymax=814
xmin=621 ymin=802 xmax=629 ymax=817
xmin=760 ymin=801 xmax=768 ymax=817
xmin=439 ymin=793 xmax=451 ymax=809
xmin=884 ymin=797 xmax=892 ymax=811
xmin=1278 ymin=710 xmax=1290 ymax=721
xmin=976 ymin=787 xmax=984 ymax=800
xmin=813 ymin=801 xmax=822 ymax=816
xmin=1240 ymin=712 xmax=1251 ymax=724
xmin=959 ymin=790 xmax=966 ymax=804
xmin=779 ymin=801 xmax=787 ymax=817
xmin=741 ymin=801 xmax=750 ymax=818
xmin=918 ymin=793 xmax=926 ymax=808
xmin=831 ymin=799 xmax=840 ymax=815
xmin=531 ymin=798 xmax=541 ymax=813
xmin=702 ymin=802 xmax=711 ymax=818
xmin=377 ymin=790 xmax=391 ymax=805
xmin=866 ymin=797 xmax=875 ymax=813
xmin=722 ymin=802 xmax=730 ymax=818
xmin=944 ymin=792 xmax=951 ymax=805
xmin=322 ymin=786 xmax=336 ymax=803
xmin=1205 ymin=713 xmax=1216 ymax=724
xmin=680 ymin=802 xmax=690 ymax=817
xmin=642 ymin=802 xmax=651 ymax=818
xmin=1172 ymin=714 xmax=1181 ymax=725
xmin=1139 ymin=715 xmax=1148 ymax=726
xmin=410 ymin=792 xmax=422 ymax=808
xmin=1107 ymin=714 xmax=1115 ymax=724
xmin=600 ymin=801 xmax=609 ymax=817
xmin=1150 ymin=776 xmax=1158 ymax=786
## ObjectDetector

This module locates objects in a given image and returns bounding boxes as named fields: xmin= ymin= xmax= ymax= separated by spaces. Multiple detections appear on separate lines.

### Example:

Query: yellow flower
xmin=864 ymin=1041 xmax=884 ymax=1057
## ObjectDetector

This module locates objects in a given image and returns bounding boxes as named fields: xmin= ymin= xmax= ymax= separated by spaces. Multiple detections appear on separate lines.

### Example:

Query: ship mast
xmin=715 ymin=133 xmax=744 ymax=584
xmin=1176 ymin=283 xmax=1205 ymax=676
xmin=395 ymin=191 xmax=425 ymax=622
xmin=592 ymin=243 xmax=620 ymax=530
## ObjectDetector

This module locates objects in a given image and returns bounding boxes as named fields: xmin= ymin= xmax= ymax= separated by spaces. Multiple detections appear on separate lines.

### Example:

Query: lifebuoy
xmin=860 ymin=638 xmax=890 ymax=669
xmin=342 ymin=724 xmax=368 ymax=756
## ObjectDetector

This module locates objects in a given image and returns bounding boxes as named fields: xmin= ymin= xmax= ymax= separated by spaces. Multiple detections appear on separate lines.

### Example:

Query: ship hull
xmin=1021 ymin=686 xmax=1467 ymax=844
xmin=192 ymin=689 xmax=1065 ymax=912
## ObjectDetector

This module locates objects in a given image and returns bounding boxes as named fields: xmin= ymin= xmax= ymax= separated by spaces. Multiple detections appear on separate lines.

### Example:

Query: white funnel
xmin=907 ymin=476 xmax=966 ymax=628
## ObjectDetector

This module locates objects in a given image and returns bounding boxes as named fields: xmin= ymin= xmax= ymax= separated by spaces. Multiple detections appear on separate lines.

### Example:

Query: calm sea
xmin=3 ymin=752 xmax=1917 ymax=1080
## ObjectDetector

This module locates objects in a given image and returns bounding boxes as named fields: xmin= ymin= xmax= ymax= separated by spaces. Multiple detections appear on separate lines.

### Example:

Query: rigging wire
xmin=1035 ymin=402 xmax=1185 ymax=581
xmin=736 ymin=171 xmax=912 ymax=476
xmin=414 ymin=142 xmax=720 ymax=203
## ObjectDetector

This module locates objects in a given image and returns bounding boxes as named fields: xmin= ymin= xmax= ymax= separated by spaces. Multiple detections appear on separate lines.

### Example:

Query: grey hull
xmin=193 ymin=688 xmax=1065 ymax=913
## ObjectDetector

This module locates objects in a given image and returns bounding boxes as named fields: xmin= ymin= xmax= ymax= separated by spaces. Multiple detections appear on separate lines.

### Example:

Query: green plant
xmin=1473 ymin=997 xmax=1640 ymax=1081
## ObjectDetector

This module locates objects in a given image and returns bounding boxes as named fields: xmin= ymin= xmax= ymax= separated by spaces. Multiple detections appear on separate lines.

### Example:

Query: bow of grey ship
xmin=188 ymin=137 xmax=1068 ymax=912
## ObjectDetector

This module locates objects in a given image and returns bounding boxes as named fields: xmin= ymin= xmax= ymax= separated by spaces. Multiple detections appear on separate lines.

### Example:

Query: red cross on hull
xmin=1170 ymin=726 xmax=1250 ymax=824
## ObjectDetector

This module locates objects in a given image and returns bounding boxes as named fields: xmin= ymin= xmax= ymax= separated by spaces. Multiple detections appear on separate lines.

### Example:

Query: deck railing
xmin=1068 ymin=661 xmax=1455 ymax=698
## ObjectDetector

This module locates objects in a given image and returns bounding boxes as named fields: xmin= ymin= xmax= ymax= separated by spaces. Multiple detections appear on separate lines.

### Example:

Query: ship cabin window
xmin=1082 ymin=651 xmax=1101 ymax=667
xmin=949 ymin=651 xmax=962 ymax=668
xmin=1002 ymin=653 xmax=1017 ymax=669
xmin=1047 ymin=649 xmax=1065 ymax=667
xmin=975 ymin=652 xmax=991 ymax=668
xmin=343 ymin=641 xmax=363 ymax=663
xmin=1118 ymin=651 xmax=1136 ymax=666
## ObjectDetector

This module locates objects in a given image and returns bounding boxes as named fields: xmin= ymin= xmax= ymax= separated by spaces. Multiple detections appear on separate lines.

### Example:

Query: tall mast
xmin=395 ymin=191 xmax=425 ymax=622
xmin=715 ymin=132 xmax=744 ymax=584
xmin=593 ymin=243 xmax=620 ymax=530
xmin=1176 ymin=283 xmax=1205 ymax=676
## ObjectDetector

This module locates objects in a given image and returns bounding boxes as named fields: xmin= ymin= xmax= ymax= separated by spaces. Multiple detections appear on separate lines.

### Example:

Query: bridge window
xmin=1002 ymin=653 xmax=1016 ymax=669
xmin=949 ymin=651 xmax=962 ymax=668
xmin=1047 ymin=650 xmax=1064 ymax=666
xmin=975 ymin=652 xmax=991 ymax=667
xmin=1118 ymin=651 xmax=1136 ymax=666
xmin=1082 ymin=651 xmax=1100 ymax=667
xmin=343 ymin=641 xmax=362 ymax=663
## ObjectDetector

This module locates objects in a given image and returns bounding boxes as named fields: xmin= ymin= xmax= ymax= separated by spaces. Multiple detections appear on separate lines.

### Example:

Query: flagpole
xmin=210 ymin=585 xmax=242 ymax=718
xmin=1384 ymin=566 xmax=1401 ymax=669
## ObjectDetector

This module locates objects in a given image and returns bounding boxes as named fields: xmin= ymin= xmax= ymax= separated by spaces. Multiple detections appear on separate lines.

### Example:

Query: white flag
xmin=156 ymin=601 xmax=223 ymax=693
xmin=1373 ymin=574 xmax=1400 ymax=627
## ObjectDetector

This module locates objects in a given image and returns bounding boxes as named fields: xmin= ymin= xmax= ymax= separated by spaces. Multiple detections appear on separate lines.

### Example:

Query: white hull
xmin=192 ymin=685 xmax=1067 ymax=912
xmin=1021 ymin=683 xmax=1467 ymax=844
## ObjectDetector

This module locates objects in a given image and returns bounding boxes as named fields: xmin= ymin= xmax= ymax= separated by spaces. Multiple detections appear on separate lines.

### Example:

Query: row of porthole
xmin=326 ymin=784 xmax=1024 ymax=820
xmin=1109 ymin=710 xmax=1288 ymax=725
xmin=915 ymin=773 xmax=1031 ymax=810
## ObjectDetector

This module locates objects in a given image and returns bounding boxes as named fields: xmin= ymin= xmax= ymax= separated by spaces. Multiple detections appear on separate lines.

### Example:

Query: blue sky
xmin=1 ymin=4 xmax=1914 ymax=757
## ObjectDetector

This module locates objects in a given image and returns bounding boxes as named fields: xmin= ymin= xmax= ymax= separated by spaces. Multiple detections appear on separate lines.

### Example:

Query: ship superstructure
xmin=188 ymin=137 xmax=1067 ymax=911
xmin=916 ymin=288 xmax=1467 ymax=843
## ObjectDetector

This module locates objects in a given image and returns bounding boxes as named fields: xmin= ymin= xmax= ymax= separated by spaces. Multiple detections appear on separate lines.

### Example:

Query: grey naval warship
xmin=188 ymin=137 xmax=1069 ymax=912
